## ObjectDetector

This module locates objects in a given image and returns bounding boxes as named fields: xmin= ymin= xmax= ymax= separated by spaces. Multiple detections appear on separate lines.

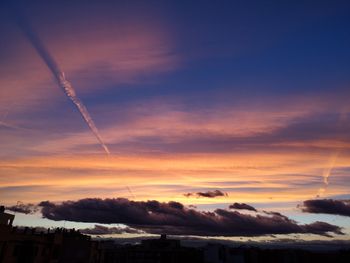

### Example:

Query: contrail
xmin=13 ymin=6 xmax=110 ymax=155
xmin=317 ymin=151 xmax=340 ymax=197
xmin=316 ymin=111 xmax=347 ymax=198
xmin=10 ymin=4 xmax=138 ymax=198
xmin=1 ymin=109 xmax=9 ymax=121
xmin=126 ymin=186 xmax=136 ymax=199
xmin=0 ymin=121 xmax=23 ymax=130
xmin=57 ymin=73 xmax=110 ymax=154
xmin=0 ymin=107 xmax=26 ymax=130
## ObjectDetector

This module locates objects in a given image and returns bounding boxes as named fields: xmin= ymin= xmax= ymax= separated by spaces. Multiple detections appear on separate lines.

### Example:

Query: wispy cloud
xmin=80 ymin=224 xmax=143 ymax=235
xmin=0 ymin=3 xmax=178 ymax=114
xmin=1 ymin=149 xmax=349 ymax=204
xmin=30 ymin=94 xmax=350 ymax=154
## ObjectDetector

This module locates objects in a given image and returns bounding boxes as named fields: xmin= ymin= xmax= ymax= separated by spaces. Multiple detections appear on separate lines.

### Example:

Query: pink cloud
xmin=0 ymin=6 xmax=178 ymax=114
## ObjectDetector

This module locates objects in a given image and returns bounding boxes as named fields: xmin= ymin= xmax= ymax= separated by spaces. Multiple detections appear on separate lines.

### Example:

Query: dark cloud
xmin=16 ymin=226 xmax=49 ymax=233
xmin=6 ymin=203 xmax=38 ymax=214
xmin=263 ymin=211 xmax=290 ymax=221
xmin=38 ymin=198 xmax=343 ymax=237
xmin=80 ymin=225 xmax=143 ymax=235
xmin=302 ymin=221 xmax=344 ymax=238
xmin=184 ymin=190 xmax=228 ymax=198
xmin=301 ymin=199 xmax=350 ymax=217
xmin=229 ymin=203 xmax=257 ymax=212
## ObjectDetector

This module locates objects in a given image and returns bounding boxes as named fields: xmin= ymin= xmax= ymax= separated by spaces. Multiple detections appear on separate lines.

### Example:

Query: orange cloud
xmin=1 ymin=150 xmax=349 ymax=204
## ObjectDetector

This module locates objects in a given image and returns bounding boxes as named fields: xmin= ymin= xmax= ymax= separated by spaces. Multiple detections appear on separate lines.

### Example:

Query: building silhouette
xmin=0 ymin=206 xmax=101 ymax=263
xmin=1 ymin=207 xmax=350 ymax=263
xmin=0 ymin=208 xmax=203 ymax=263
xmin=101 ymin=234 xmax=203 ymax=263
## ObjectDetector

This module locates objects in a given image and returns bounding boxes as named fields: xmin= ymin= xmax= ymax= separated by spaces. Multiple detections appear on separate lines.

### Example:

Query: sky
xmin=1 ymin=0 xmax=350 ymax=243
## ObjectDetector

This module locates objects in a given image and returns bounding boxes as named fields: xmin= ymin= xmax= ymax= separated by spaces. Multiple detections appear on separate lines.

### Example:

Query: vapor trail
xmin=316 ymin=111 xmax=347 ymax=198
xmin=126 ymin=186 xmax=136 ymax=199
xmin=0 ymin=108 xmax=26 ymax=130
xmin=58 ymin=75 xmax=110 ymax=154
xmin=14 ymin=7 xmax=110 ymax=155
xmin=317 ymin=151 xmax=340 ymax=197
xmin=0 ymin=121 xmax=22 ymax=130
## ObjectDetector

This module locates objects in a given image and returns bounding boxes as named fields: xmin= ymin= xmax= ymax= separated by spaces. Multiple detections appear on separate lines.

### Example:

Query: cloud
xmin=301 ymin=199 xmax=350 ymax=217
xmin=6 ymin=203 xmax=38 ymax=214
xmin=79 ymin=225 xmax=143 ymax=235
xmin=229 ymin=203 xmax=257 ymax=212
xmin=27 ymin=95 xmax=350 ymax=158
xmin=0 ymin=1 xmax=178 ymax=115
xmin=38 ymin=198 xmax=343 ymax=237
xmin=0 ymin=121 xmax=25 ymax=130
xmin=184 ymin=190 xmax=228 ymax=198
xmin=1 ymin=150 xmax=349 ymax=204
xmin=11 ymin=4 xmax=110 ymax=155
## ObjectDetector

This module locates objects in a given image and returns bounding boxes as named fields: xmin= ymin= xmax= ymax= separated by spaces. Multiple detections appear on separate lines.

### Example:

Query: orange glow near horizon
xmin=1 ymin=150 xmax=349 ymax=204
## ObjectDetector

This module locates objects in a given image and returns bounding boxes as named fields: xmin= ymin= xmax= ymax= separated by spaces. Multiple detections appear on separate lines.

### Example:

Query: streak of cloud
xmin=0 ymin=107 xmax=25 ymax=130
xmin=80 ymin=225 xmax=143 ymax=235
xmin=0 ymin=121 xmax=22 ymax=130
xmin=12 ymin=4 xmax=109 ymax=154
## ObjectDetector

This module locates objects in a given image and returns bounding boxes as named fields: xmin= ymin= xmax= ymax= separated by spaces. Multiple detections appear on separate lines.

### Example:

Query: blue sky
xmin=1 ymin=0 xmax=350 ymax=241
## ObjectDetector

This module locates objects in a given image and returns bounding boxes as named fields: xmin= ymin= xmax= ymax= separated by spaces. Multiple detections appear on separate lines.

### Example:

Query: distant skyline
xmin=1 ymin=0 xmax=350 ymax=242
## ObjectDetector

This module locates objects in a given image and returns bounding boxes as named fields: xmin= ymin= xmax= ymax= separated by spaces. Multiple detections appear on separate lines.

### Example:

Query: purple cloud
xmin=184 ymin=190 xmax=228 ymax=198
xmin=38 ymin=198 xmax=343 ymax=237
xmin=301 ymin=199 xmax=350 ymax=217
xmin=6 ymin=203 xmax=38 ymax=214
xmin=229 ymin=203 xmax=257 ymax=212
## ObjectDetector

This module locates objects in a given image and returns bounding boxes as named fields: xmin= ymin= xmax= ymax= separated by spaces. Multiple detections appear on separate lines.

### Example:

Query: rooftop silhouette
xmin=1 ymin=209 xmax=350 ymax=263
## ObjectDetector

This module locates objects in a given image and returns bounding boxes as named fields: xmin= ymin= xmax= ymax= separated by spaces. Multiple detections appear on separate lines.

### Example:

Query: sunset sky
xmin=1 ymin=0 xmax=350 ymax=242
